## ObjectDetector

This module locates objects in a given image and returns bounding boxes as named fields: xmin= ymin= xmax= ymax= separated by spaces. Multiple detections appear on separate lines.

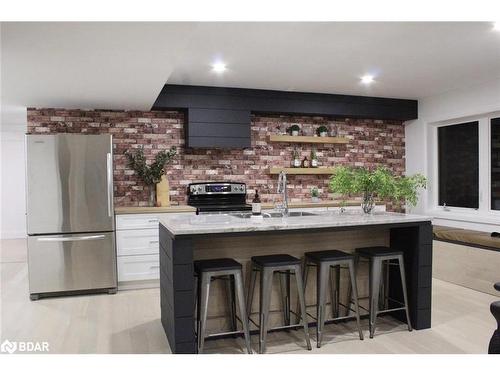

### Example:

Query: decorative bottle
xmin=252 ymin=190 xmax=262 ymax=216
xmin=311 ymin=148 xmax=318 ymax=168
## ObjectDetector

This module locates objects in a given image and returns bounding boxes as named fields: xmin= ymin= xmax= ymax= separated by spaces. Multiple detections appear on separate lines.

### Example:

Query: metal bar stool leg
xmin=295 ymin=258 xmax=309 ymax=325
xmin=397 ymin=255 xmax=413 ymax=332
xmin=345 ymin=253 xmax=360 ymax=316
xmin=196 ymin=275 xmax=201 ymax=346
xmin=316 ymin=263 xmax=329 ymax=348
xmin=383 ymin=260 xmax=390 ymax=310
xmin=198 ymin=272 xmax=211 ymax=353
xmin=246 ymin=267 xmax=257 ymax=321
xmin=226 ymin=275 xmax=237 ymax=332
xmin=234 ymin=270 xmax=253 ymax=354
xmin=294 ymin=264 xmax=312 ymax=350
xmin=279 ymin=271 xmax=291 ymax=326
xmin=369 ymin=258 xmax=382 ymax=339
xmin=259 ymin=268 xmax=273 ymax=354
xmin=330 ymin=265 xmax=340 ymax=318
xmin=348 ymin=259 xmax=364 ymax=340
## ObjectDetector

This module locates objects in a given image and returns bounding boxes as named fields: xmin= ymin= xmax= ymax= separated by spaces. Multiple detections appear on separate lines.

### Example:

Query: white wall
xmin=405 ymin=78 xmax=500 ymax=231
xmin=0 ymin=105 xmax=27 ymax=239
xmin=1 ymin=22 xmax=28 ymax=239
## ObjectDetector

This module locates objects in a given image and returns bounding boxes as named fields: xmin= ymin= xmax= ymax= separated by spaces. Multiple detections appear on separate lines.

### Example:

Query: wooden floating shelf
xmin=269 ymin=167 xmax=336 ymax=175
xmin=268 ymin=134 xmax=349 ymax=144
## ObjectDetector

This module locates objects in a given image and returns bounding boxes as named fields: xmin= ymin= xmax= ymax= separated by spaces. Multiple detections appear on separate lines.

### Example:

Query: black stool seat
xmin=494 ymin=282 xmax=500 ymax=292
xmin=356 ymin=246 xmax=403 ymax=258
xmin=194 ymin=258 xmax=242 ymax=273
xmin=305 ymin=250 xmax=353 ymax=263
xmin=251 ymin=254 xmax=301 ymax=267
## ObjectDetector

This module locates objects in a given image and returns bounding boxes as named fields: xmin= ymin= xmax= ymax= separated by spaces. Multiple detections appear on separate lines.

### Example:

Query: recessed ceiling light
xmin=212 ymin=62 xmax=227 ymax=73
xmin=361 ymin=75 xmax=375 ymax=84
xmin=493 ymin=22 xmax=500 ymax=31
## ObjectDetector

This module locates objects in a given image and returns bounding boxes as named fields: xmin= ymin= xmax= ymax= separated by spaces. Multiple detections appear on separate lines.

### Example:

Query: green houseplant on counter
xmin=329 ymin=166 xmax=426 ymax=214
xmin=126 ymin=146 xmax=177 ymax=206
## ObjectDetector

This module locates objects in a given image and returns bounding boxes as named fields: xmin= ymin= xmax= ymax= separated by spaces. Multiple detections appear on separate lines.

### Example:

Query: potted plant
xmin=126 ymin=146 xmax=177 ymax=206
xmin=287 ymin=124 xmax=301 ymax=136
xmin=329 ymin=166 xmax=426 ymax=214
xmin=316 ymin=125 xmax=329 ymax=137
xmin=311 ymin=186 xmax=320 ymax=202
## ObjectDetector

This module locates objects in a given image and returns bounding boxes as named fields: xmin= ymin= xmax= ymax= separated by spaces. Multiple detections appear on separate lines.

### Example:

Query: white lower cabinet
xmin=117 ymin=254 xmax=160 ymax=282
xmin=116 ymin=229 xmax=159 ymax=256
xmin=115 ymin=212 xmax=193 ymax=285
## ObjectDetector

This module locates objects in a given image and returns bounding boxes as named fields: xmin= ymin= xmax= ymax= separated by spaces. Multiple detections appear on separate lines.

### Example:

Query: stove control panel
xmin=188 ymin=182 xmax=246 ymax=196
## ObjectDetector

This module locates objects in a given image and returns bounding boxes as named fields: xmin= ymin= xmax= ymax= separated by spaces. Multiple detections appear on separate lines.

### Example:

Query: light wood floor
xmin=1 ymin=238 xmax=497 ymax=354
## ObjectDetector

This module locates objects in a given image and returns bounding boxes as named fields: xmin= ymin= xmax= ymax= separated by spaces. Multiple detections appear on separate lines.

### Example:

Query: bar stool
xmin=194 ymin=258 xmax=252 ymax=354
xmin=298 ymin=250 xmax=364 ymax=347
xmin=246 ymin=254 xmax=312 ymax=354
xmin=348 ymin=246 xmax=412 ymax=339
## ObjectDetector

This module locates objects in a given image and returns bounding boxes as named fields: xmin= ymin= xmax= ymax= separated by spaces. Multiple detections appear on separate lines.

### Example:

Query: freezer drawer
xmin=28 ymin=232 xmax=117 ymax=295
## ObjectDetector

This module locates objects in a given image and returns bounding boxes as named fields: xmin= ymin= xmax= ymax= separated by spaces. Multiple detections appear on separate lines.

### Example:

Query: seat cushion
xmin=305 ymin=250 xmax=353 ymax=263
xmin=194 ymin=258 xmax=242 ymax=273
xmin=433 ymin=225 xmax=500 ymax=250
xmin=355 ymin=246 xmax=403 ymax=258
xmin=251 ymin=254 xmax=301 ymax=267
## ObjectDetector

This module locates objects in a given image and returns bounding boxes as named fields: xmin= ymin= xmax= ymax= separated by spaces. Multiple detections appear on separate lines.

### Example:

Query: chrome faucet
xmin=277 ymin=170 xmax=289 ymax=216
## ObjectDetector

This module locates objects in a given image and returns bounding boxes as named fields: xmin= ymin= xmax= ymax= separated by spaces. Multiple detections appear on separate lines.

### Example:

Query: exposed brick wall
xmin=27 ymin=108 xmax=405 ymax=209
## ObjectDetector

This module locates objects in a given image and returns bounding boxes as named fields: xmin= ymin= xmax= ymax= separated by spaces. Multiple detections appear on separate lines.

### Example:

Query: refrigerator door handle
xmin=107 ymin=152 xmax=113 ymax=217
xmin=37 ymin=235 xmax=107 ymax=242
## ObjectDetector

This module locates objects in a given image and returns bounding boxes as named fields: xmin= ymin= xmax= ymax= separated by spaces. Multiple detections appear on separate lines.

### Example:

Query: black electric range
xmin=187 ymin=182 xmax=252 ymax=215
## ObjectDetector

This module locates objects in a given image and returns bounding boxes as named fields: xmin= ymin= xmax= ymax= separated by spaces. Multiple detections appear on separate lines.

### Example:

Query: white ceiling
xmin=2 ymin=22 xmax=500 ymax=112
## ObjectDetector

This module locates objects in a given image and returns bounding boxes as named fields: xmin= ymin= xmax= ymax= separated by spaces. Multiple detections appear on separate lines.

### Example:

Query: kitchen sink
xmin=231 ymin=211 xmax=318 ymax=219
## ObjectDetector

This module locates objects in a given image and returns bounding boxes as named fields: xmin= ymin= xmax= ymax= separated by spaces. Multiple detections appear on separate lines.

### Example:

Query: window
xmin=438 ymin=121 xmax=479 ymax=209
xmin=492 ymin=117 xmax=500 ymax=211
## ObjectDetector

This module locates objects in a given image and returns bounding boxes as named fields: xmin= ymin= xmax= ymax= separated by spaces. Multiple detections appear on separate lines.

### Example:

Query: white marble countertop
xmin=160 ymin=209 xmax=432 ymax=236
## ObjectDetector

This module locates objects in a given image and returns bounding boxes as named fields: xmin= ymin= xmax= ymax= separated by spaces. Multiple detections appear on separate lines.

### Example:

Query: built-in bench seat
xmin=433 ymin=225 xmax=500 ymax=252
xmin=432 ymin=226 xmax=500 ymax=296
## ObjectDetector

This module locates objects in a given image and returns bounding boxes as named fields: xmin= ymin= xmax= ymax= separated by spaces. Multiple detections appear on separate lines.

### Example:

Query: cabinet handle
xmin=106 ymin=153 xmax=113 ymax=217
xmin=149 ymin=240 xmax=159 ymax=244
xmin=38 ymin=235 xmax=106 ymax=242
xmin=149 ymin=265 xmax=160 ymax=269
xmin=148 ymin=219 xmax=159 ymax=223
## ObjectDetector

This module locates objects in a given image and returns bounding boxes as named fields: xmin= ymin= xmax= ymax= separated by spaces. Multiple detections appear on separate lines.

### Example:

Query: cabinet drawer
xmin=117 ymin=255 xmax=159 ymax=282
xmin=116 ymin=214 xmax=160 ymax=230
xmin=116 ymin=229 xmax=159 ymax=256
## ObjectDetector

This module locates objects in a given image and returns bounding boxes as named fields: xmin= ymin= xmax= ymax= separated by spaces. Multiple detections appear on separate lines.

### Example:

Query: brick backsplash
xmin=27 ymin=108 xmax=405 ymax=210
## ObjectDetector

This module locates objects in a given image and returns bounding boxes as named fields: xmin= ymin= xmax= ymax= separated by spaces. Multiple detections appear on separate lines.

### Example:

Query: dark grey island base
xmin=159 ymin=214 xmax=433 ymax=354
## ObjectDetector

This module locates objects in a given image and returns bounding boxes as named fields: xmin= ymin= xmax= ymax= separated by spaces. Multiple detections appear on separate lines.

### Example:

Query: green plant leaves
xmin=126 ymin=146 xmax=177 ymax=186
xmin=329 ymin=166 xmax=426 ymax=208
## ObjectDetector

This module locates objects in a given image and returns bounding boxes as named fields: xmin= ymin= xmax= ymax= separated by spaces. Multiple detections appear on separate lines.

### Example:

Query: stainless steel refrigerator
xmin=26 ymin=134 xmax=117 ymax=300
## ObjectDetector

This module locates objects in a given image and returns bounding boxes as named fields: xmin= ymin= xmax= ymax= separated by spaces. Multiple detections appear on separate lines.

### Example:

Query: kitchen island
xmin=159 ymin=211 xmax=433 ymax=353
